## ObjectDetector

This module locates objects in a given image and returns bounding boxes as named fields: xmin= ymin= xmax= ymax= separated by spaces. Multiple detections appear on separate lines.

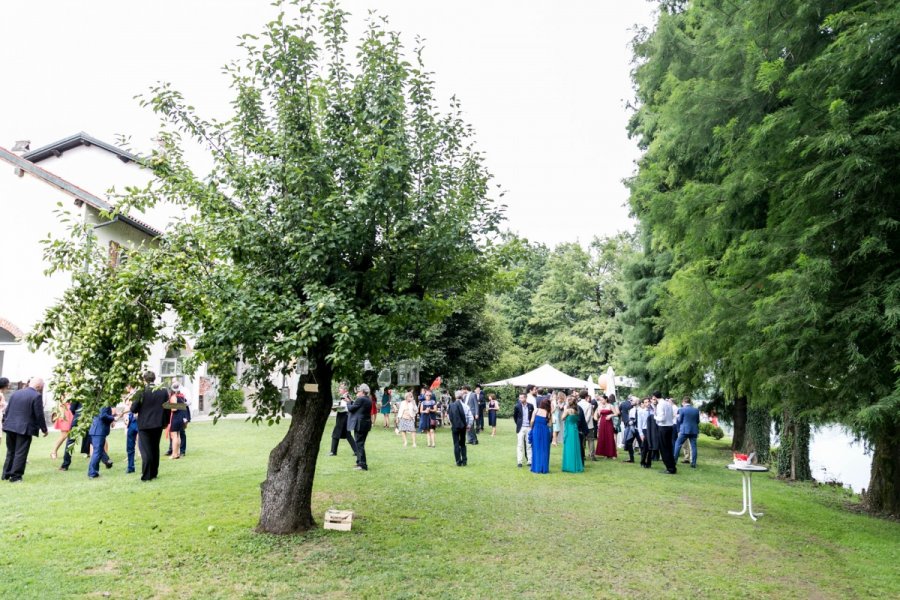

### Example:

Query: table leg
xmin=728 ymin=472 xmax=749 ymax=516
xmin=747 ymin=473 xmax=764 ymax=521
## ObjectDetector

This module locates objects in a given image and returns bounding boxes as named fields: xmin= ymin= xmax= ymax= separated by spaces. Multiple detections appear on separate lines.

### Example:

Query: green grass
xmin=1 ymin=419 xmax=898 ymax=599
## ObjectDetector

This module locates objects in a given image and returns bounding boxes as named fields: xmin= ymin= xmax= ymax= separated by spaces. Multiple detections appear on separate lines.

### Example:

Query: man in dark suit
xmin=58 ymin=400 xmax=83 ymax=471
xmin=130 ymin=371 xmax=169 ymax=481
xmin=448 ymin=390 xmax=473 ymax=466
xmin=463 ymin=385 xmax=479 ymax=445
xmin=475 ymin=385 xmax=486 ymax=433
xmin=2 ymin=377 xmax=48 ymax=482
xmin=329 ymin=384 xmax=358 ymax=457
xmin=513 ymin=393 xmax=532 ymax=468
xmin=673 ymin=396 xmax=701 ymax=468
xmin=576 ymin=398 xmax=589 ymax=464
xmin=347 ymin=384 xmax=373 ymax=470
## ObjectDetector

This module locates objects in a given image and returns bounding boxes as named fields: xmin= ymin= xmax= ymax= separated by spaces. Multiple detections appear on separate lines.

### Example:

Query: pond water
xmin=719 ymin=422 xmax=871 ymax=493
xmin=808 ymin=424 xmax=871 ymax=493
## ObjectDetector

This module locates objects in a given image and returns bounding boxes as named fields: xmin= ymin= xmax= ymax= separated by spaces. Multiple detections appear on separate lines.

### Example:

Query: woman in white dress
xmin=395 ymin=391 xmax=418 ymax=448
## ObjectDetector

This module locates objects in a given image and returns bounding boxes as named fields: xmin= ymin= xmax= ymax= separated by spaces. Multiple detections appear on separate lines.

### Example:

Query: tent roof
xmin=484 ymin=363 xmax=589 ymax=389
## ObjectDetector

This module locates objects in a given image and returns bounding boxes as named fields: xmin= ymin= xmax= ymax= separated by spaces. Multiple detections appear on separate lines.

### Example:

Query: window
xmin=159 ymin=358 xmax=184 ymax=378
xmin=161 ymin=346 xmax=185 ymax=383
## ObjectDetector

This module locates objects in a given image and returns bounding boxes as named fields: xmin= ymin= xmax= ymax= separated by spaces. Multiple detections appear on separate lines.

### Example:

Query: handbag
xmin=527 ymin=428 xmax=533 ymax=446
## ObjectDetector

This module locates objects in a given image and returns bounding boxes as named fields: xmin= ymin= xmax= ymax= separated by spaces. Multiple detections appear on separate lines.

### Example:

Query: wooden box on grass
xmin=324 ymin=510 xmax=353 ymax=531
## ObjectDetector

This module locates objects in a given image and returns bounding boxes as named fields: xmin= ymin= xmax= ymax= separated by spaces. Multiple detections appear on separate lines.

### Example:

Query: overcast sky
xmin=2 ymin=0 xmax=656 ymax=247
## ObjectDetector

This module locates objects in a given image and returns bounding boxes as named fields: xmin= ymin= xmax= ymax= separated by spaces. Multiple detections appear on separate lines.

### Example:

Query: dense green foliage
xmin=627 ymin=0 xmax=899 ymax=510
xmin=484 ymin=234 xmax=635 ymax=381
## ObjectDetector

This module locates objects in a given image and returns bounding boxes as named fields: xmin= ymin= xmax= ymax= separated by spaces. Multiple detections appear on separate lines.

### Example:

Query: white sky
xmin=1 ymin=0 xmax=656 ymax=247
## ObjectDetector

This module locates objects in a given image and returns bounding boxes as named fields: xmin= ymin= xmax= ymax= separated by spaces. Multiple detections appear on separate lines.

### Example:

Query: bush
xmin=213 ymin=389 xmax=246 ymax=415
xmin=483 ymin=385 xmax=517 ymax=419
xmin=699 ymin=422 xmax=724 ymax=439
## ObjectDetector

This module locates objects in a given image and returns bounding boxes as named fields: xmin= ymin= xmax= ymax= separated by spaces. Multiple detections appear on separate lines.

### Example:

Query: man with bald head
xmin=2 ymin=377 xmax=48 ymax=483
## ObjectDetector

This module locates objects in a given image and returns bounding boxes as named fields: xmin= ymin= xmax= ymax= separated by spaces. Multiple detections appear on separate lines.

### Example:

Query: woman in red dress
xmin=594 ymin=395 xmax=620 ymax=459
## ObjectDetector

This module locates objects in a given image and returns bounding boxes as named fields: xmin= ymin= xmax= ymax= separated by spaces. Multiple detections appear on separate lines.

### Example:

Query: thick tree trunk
xmin=743 ymin=404 xmax=771 ymax=463
xmin=731 ymin=395 xmax=747 ymax=451
xmin=257 ymin=354 xmax=334 ymax=534
xmin=864 ymin=425 xmax=900 ymax=515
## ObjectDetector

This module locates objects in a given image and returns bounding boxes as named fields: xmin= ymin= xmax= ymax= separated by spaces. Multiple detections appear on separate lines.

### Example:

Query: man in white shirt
xmin=654 ymin=391 xmax=677 ymax=474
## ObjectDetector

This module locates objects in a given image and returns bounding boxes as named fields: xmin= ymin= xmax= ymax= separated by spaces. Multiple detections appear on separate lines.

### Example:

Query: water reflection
xmin=808 ymin=424 xmax=871 ymax=493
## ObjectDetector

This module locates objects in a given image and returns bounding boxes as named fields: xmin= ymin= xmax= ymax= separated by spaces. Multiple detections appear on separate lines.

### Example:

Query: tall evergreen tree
xmin=629 ymin=0 xmax=898 ymax=510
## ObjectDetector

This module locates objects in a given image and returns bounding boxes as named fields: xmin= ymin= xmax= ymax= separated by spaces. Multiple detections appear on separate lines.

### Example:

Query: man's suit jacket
xmin=132 ymin=386 xmax=169 ymax=430
xmin=448 ymin=399 xmax=469 ymax=430
xmin=88 ymin=406 xmax=115 ymax=437
xmin=1 ymin=387 xmax=47 ymax=436
xmin=513 ymin=401 xmax=533 ymax=433
xmin=347 ymin=394 xmax=372 ymax=432
xmin=676 ymin=405 xmax=700 ymax=436
xmin=576 ymin=406 xmax=589 ymax=437
xmin=465 ymin=392 xmax=479 ymax=418
xmin=619 ymin=400 xmax=634 ymax=424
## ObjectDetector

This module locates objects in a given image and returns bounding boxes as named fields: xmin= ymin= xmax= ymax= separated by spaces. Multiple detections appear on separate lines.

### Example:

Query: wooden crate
xmin=324 ymin=509 xmax=353 ymax=531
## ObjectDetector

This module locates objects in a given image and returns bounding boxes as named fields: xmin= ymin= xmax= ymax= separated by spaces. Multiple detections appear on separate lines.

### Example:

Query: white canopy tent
xmin=484 ymin=363 xmax=590 ymax=390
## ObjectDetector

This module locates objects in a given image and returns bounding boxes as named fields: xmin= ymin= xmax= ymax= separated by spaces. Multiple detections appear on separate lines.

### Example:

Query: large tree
xmin=629 ymin=0 xmax=899 ymax=508
xmin=32 ymin=1 xmax=502 ymax=533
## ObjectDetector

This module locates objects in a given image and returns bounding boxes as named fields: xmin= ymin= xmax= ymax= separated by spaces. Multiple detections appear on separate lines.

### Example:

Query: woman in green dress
xmin=561 ymin=397 xmax=584 ymax=473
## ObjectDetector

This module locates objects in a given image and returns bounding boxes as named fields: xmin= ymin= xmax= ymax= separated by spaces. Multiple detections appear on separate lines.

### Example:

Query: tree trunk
xmin=864 ymin=424 xmax=900 ymax=515
xmin=257 ymin=353 xmax=334 ymax=534
xmin=744 ymin=404 xmax=771 ymax=463
xmin=777 ymin=407 xmax=811 ymax=481
xmin=731 ymin=395 xmax=747 ymax=451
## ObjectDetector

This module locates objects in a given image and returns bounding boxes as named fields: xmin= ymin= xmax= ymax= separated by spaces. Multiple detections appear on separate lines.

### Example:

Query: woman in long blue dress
xmin=561 ymin=397 xmax=584 ymax=473
xmin=530 ymin=398 xmax=552 ymax=474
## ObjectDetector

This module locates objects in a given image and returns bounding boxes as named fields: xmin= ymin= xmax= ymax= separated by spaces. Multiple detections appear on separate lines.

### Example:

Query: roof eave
xmin=23 ymin=131 xmax=141 ymax=165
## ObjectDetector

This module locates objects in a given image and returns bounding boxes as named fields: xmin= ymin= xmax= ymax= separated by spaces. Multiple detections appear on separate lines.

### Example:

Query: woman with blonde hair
xmin=395 ymin=391 xmax=418 ymax=448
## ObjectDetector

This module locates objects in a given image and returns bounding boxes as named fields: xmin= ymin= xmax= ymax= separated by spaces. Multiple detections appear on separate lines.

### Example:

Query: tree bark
xmin=731 ymin=395 xmax=747 ymax=451
xmin=864 ymin=424 xmax=900 ymax=515
xmin=257 ymin=353 xmax=334 ymax=534
xmin=777 ymin=407 xmax=811 ymax=481
xmin=744 ymin=404 xmax=771 ymax=463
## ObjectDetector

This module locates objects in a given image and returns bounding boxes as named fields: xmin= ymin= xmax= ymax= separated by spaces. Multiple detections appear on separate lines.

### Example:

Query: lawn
xmin=1 ymin=418 xmax=897 ymax=599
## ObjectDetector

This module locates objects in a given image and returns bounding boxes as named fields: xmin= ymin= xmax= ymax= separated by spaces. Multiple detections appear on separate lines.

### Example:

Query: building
xmin=0 ymin=132 xmax=216 ymax=413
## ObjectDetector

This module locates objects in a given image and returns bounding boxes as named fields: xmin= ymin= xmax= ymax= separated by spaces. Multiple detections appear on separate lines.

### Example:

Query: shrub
xmin=484 ymin=385 xmax=517 ymax=419
xmin=699 ymin=422 xmax=724 ymax=439
xmin=214 ymin=389 xmax=246 ymax=415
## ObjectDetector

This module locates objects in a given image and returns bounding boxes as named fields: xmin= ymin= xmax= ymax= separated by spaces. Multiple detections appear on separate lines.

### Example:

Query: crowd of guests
xmin=514 ymin=386 xmax=701 ymax=475
xmin=326 ymin=380 xmax=704 ymax=476
xmin=3 ymin=371 xmax=704 ymax=482
xmin=0 ymin=371 xmax=192 ymax=483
